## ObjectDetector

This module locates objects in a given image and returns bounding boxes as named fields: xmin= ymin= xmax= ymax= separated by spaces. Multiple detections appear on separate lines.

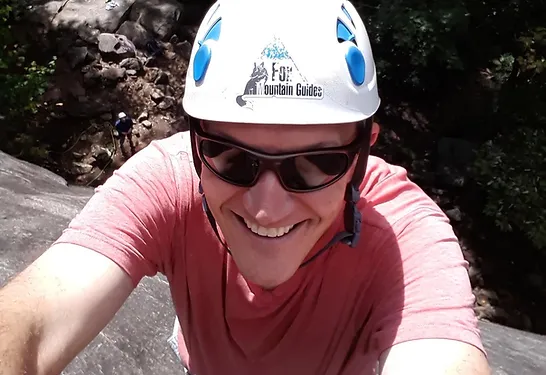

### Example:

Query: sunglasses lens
xmin=200 ymin=140 xmax=259 ymax=185
xmin=200 ymin=138 xmax=351 ymax=192
xmin=280 ymin=153 xmax=350 ymax=191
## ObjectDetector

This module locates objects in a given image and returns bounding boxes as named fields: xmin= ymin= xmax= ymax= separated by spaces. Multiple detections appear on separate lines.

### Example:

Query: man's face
xmin=199 ymin=121 xmax=363 ymax=289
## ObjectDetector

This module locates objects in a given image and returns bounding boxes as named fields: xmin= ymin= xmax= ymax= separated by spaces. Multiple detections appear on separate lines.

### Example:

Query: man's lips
xmin=234 ymin=213 xmax=305 ymax=239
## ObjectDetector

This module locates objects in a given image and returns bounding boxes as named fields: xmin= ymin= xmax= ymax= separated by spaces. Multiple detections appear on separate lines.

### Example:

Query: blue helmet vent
xmin=194 ymin=17 xmax=222 ymax=83
xmin=201 ymin=18 xmax=222 ymax=45
xmin=346 ymin=45 xmax=365 ymax=85
xmin=337 ymin=19 xmax=355 ymax=44
xmin=341 ymin=4 xmax=356 ymax=28
xmin=337 ymin=9 xmax=365 ymax=86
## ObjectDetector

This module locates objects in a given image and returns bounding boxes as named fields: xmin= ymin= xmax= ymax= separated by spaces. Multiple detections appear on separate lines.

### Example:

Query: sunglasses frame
xmin=192 ymin=121 xmax=366 ymax=193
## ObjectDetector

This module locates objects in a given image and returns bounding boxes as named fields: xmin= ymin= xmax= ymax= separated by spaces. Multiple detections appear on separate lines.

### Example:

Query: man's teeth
xmin=244 ymin=219 xmax=295 ymax=238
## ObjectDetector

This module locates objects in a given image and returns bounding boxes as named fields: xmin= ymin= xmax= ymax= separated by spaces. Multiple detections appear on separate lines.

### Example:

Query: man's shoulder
xmin=359 ymin=156 xmax=446 ymax=229
xmin=148 ymin=131 xmax=194 ymax=158
xmin=120 ymin=131 xmax=198 ymax=189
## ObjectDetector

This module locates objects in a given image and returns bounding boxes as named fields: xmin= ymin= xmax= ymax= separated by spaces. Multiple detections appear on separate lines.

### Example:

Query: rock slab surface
xmin=0 ymin=150 xmax=181 ymax=374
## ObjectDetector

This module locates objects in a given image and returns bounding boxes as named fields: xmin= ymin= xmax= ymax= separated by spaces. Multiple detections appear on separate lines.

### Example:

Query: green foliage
xmin=473 ymin=25 xmax=546 ymax=248
xmin=353 ymin=0 xmax=546 ymax=250
xmin=473 ymin=127 xmax=546 ymax=250
xmin=0 ymin=0 xmax=55 ymax=122
xmin=360 ymin=0 xmax=469 ymax=90
xmin=500 ymin=27 xmax=546 ymax=124
xmin=0 ymin=56 xmax=56 ymax=119
xmin=0 ymin=0 xmax=55 ymax=162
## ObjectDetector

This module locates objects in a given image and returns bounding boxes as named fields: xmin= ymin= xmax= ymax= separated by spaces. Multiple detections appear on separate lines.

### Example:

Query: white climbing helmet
xmin=182 ymin=0 xmax=380 ymax=125
xmin=118 ymin=112 xmax=127 ymax=119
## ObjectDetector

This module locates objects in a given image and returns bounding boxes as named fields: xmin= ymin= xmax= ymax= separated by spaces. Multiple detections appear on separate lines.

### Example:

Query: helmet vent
xmin=337 ymin=19 xmax=356 ymax=45
xmin=201 ymin=17 xmax=222 ymax=45
xmin=337 ymin=6 xmax=365 ymax=86
xmin=341 ymin=4 xmax=356 ymax=28
xmin=193 ymin=17 xmax=222 ymax=83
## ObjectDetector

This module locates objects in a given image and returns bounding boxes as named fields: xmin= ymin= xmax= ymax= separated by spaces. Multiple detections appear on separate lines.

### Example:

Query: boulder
xmin=138 ymin=111 xmax=149 ymax=122
xmin=150 ymin=89 xmax=165 ymax=103
xmin=129 ymin=0 xmax=184 ymax=40
xmin=98 ymin=33 xmax=136 ymax=61
xmin=158 ymin=96 xmax=176 ymax=110
xmin=154 ymin=71 xmax=169 ymax=85
xmin=90 ymin=145 xmax=113 ymax=168
xmin=479 ymin=320 xmax=546 ymax=374
xmin=101 ymin=67 xmax=127 ymax=82
xmin=72 ymin=162 xmax=94 ymax=175
xmin=120 ymin=57 xmax=144 ymax=72
xmin=117 ymin=20 xmax=152 ymax=49
xmin=51 ymin=0 xmax=137 ymax=34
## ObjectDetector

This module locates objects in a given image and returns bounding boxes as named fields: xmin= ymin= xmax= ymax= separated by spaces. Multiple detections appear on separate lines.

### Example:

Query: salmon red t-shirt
xmin=54 ymin=132 xmax=485 ymax=375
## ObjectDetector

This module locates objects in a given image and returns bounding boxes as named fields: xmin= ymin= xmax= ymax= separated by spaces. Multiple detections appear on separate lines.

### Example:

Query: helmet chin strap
xmin=299 ymin=118 xmax=372 ymax=268
xmin=189 ymin=117 xmax=373 ymax=268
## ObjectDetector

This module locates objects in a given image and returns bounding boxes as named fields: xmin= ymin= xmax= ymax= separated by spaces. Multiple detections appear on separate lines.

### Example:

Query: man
xmin=114 ymin=111 xmax=134 ymax=149
xmin=0 ymin=1 xmax=490 ymax=374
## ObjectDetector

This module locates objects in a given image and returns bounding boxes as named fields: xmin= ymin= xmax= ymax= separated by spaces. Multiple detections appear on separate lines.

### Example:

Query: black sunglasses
xmin=192 ymin=121 xmax=365 ymax=193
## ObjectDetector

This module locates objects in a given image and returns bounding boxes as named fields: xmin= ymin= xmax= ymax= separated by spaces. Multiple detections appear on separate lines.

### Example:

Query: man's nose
xmin=242 ymin=170 xmax=294 ymax=226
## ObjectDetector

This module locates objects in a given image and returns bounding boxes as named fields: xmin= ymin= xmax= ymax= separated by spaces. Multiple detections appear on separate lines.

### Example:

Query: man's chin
xmin=222 ymin=218 xmax=318 ymax=287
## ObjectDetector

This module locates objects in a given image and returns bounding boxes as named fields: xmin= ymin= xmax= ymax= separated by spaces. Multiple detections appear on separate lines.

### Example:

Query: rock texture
xmin=98 ymin=33 xmax=137 ymax=60
xmin=24 ymin=0 xmax=198 ymax=185
xmin=129 ymin=0 xmax=184 ymax=40
xmin=0 ymin=150 xmax=182 ymax=374
xmin=52 ymin=0 xmax=137 ymax=33
xmin=480 ymin=320 xmax=546 ymax=375
xmin=31 ymin=0 xmax=189 ymax=41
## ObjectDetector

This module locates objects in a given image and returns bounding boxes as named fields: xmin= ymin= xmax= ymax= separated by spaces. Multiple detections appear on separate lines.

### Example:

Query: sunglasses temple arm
xmin=303 ymin=120 xmax=373 ymax=267
xmin=199 ymin=183 xmax=232 ymax=255
xmin=342 ymin=119 xmax=373 ymax=248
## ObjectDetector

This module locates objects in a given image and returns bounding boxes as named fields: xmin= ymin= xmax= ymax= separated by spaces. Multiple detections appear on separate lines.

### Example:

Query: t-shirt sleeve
xmin=53 ymin=140 xmax=186 ymax=287
xmin=369 ymin=207 xmax=486 ymax=357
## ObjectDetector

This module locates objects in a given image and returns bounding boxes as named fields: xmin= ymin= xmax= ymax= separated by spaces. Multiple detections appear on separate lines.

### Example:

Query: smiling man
xmin=0 ymin=0 xmax=491 ymax=374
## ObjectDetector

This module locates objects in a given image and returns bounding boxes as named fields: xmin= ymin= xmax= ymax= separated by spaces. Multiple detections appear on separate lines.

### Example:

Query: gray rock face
xmin=101 ymin=66 xmax=127 ymax=82
xmin=120 ymin=57 xmax=144 ymax=72
xmin=117 ymin=20 xmax=151 ymax=48
xmin=129 ymin=0 xmax=183 ymax=40
xmin=51 ymin=0 xmax=137 ymax=33
xmin=98 ymin=33 xmax=136 ymax=60
xmin=0 ymin=150 xmax=182 ymax=374
xmin=480 ymin=320 xmax=546 ymax=374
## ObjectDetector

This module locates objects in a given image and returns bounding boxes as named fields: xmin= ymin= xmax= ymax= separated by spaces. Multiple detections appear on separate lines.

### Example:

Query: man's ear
xmin=370 ymin=122 xmax=380 ymax=146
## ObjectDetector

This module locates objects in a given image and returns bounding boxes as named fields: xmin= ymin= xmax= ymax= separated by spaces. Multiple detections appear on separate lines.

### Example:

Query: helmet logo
xmin=236 ymin=38 xmax=324 ymax=109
